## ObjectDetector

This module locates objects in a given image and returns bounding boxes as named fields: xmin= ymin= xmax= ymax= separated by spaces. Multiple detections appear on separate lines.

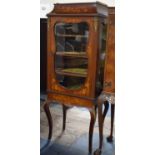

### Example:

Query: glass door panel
xmin=54 ymin=22 xmax=89 ymax=90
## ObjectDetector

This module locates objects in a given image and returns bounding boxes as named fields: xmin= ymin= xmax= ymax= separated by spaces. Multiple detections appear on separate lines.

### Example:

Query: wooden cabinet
xmin=47 ymin=2 xmax=109 ymax=107
xmin=43 ymin=2 xmax=114 ymax=154
xmin=95 ymin=7 xmax=115 ymax=153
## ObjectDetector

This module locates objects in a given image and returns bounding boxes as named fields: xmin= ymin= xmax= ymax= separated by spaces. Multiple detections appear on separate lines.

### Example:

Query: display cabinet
xmin=104 ymin=6 xmax=115 ymax=143
xmin=95 ymin=6 xmax=115 ymax=155
xmin=43 ymin=2 xmax=109 ymax=153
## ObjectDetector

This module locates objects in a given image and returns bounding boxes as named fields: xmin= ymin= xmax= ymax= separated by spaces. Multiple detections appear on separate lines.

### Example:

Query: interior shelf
xmin=56 ymin=33 xmax=88 ymax=38
xmin=56 ymin=68 xmax=87 ymax=77
xmin=56 ymin=52 xmax=87 ymax=58
xmin=66 ymin=85 xmax=82 ymax=90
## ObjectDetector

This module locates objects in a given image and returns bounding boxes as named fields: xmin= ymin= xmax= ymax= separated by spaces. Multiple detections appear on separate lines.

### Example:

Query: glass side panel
xmin=96 ymin=22 xmax=107 ymax=96
xmin=54 ymin=22 xmax=89 ymax=90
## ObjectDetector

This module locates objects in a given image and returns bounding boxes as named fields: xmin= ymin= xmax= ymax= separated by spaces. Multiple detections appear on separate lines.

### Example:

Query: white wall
xmin=41 ymin=0 xmax=115 ymax=5
xmin=40 ymin=0 xmax=115 ymax=18
xmin=40 ymin=0 xmax=53 ymax=18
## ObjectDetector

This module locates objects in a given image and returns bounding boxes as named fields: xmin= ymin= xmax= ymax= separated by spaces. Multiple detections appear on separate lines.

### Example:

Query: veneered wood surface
xmin=48 ymin=93 xmax=95 ymax=108
xmin=103 ymin=7 xmax=115 ymax=93
xmin=47 ymin=2 xmax=108 ymax=16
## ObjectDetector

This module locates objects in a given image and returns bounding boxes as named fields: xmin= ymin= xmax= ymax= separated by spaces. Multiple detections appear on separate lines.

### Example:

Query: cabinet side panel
xmin=103 ymin=10 xmax=115 ymax=93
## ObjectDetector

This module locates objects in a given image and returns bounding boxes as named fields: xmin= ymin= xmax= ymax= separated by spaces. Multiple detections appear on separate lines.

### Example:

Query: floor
xmin=40 ymin=98 xmax=115 ymax=155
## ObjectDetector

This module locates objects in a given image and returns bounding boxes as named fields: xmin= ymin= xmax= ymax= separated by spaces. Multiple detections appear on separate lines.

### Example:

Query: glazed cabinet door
xmin=47 ymin=17 xmax=97 ymax=98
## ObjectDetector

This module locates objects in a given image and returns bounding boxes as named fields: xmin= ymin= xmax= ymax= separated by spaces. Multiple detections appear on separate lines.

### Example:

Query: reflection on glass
xmin=96 ymin=22 xmax=107 ymax=96
xmin=54 ymin=22 xmax=89 ymax=90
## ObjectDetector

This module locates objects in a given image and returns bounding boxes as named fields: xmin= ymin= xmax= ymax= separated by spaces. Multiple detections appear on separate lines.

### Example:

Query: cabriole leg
xmin=62 ymin=105 xmax=69 ymax=132
xmin=99 ymin=101 xmax=109 ymax=150
xmin=94 ymin=100 xmax=109 ymax=155
xmin=43 ymin=101 xmax=53 ymax=140
xmin=89 ymin=106 xmax=97 ymax=154
xmin=107 ymin=104 xmax=115 ymax=142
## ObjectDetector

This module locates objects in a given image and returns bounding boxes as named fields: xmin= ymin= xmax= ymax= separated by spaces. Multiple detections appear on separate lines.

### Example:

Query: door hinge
xmin=94 ymin=17 xmax=98 ymax=32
